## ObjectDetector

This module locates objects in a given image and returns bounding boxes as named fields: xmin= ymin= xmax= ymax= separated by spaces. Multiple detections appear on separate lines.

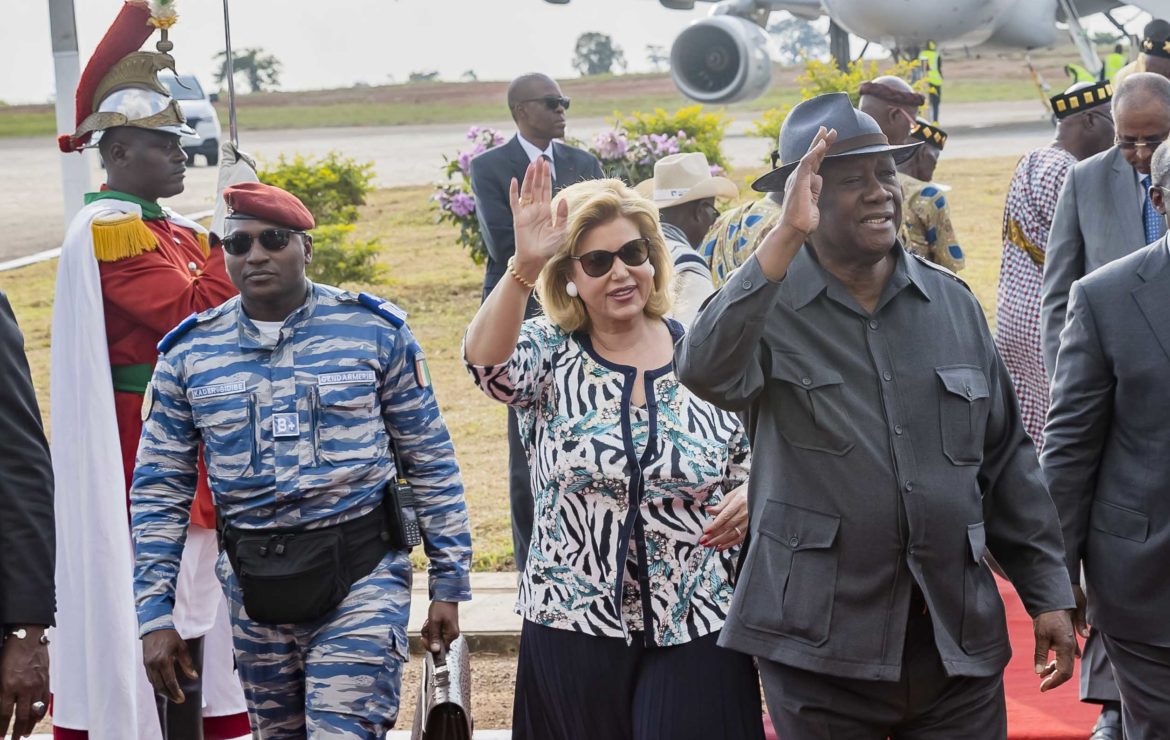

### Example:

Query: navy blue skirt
xmin=513 ymin=620 xmax=766 ymax=740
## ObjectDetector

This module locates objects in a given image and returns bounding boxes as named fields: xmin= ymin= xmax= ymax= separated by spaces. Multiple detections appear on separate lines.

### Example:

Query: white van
xmin=160 ymin=73 xmax=223 ymax=166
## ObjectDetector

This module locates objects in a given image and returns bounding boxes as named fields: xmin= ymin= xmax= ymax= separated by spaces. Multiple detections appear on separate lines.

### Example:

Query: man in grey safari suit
xmin=1042 ymin=142 xmax=1170 ymax=740
xmin=1040 ymin=73 xmax=1170 ymax=736
xmin=469 ymin=73 xmax=603 ymax=573
xmin=677 ymin=93 xmax=1078 ymax=737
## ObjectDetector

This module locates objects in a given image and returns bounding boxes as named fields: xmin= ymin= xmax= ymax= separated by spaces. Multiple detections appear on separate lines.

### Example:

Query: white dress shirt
xmin=517 ymin=134 xmax=556 ymax=180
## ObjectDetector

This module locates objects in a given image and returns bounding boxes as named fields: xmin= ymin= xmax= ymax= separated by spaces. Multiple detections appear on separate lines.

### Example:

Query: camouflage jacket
xmin=131 ymin=282 xmax=472 ymax=635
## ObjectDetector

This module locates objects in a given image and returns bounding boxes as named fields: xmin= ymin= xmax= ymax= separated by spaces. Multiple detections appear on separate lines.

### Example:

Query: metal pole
xmin=48 ymin=0 xmax=91 ymax=227
xmin=222 ymin=0 xmax=239 ymax=146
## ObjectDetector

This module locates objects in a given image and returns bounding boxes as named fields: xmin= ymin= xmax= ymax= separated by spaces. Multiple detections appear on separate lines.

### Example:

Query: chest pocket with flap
xmin=190 ymin=392 xmax=255 ymax=477
xmin=768 ymin=351 xmax=854 ymax=456
xmin=313 ymin=375 xmax=385 ymax=465
xmin=936 ymin=365 xmax=990 ymax=466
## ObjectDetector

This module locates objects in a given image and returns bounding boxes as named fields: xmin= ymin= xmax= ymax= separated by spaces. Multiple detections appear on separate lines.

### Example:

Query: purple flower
xmin=457 ymin=150 xmax=475 ymax=176
xmin=467 ymin=126 xmax=482 ymax=140
xmin=709 ymin=164 xmax=725 ymax=177
xmin=449 ymin=192 xmax=476 ymax=218
xmin=592 ymin=129 xmax=630 ymax=161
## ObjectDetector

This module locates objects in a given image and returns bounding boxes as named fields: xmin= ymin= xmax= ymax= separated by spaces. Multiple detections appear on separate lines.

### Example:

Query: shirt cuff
xmin=138 ymin=608 xmax=176 ymax=638
xmin=429 ymin=573 xmax=472 ymax=603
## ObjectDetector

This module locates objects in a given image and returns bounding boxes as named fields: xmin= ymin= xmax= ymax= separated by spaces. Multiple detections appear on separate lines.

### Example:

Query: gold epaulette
xmin=197 ymin=231 xmax=210 ymax=258
xmin=91 ymin=212 xmax=158 ymax=262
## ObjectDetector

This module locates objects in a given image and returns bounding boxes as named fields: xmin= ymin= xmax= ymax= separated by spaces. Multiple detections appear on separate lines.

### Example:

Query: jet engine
xmin=670 ymin=14 xmax=772 ymax=104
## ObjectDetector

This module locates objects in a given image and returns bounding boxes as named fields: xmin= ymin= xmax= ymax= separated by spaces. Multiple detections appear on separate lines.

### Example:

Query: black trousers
xmin=1101 ymin=631 xmax=1170 ymax=740
xmin=513 ymin=620 xmax=765 ymax=740
xmin=507 ymin=407 xmax=533 ymax=573
xmin=759 ymin=603 xmax=1006 ymax=739
xmin=1081 ymin=627 xmax=1121 ymax=703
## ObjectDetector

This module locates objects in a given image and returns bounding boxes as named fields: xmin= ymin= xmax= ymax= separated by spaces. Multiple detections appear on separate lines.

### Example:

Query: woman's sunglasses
xmin=520 ymin=95 xmax=571 ymax=111
xmin=570 ymin=237 xmax=650 ymax=278
xmin=220 ymin=228 xmax=306 ymax=256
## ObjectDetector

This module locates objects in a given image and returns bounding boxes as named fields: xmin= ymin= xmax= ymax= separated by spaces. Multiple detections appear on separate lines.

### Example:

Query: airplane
xmin=546 ymin=0 xmax=1170 ymax=104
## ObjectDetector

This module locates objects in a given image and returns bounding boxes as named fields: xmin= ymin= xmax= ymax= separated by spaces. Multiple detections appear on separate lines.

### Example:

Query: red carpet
xmin=762 ymin=578 xmax=1098 ymax=739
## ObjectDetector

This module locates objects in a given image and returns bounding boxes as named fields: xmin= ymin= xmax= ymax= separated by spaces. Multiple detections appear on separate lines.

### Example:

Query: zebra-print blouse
xmin=466 ymin=317 xmax=750 ymax=646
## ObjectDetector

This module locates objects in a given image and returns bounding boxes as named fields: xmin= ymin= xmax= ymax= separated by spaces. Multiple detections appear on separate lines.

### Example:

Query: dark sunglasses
xmin=521 ymin=95 xmax=571 ymax=111
xmin=570 ymin=238 xmax=650 ymax=278
xmin=220 ymin=228 xmax=306 ymax=256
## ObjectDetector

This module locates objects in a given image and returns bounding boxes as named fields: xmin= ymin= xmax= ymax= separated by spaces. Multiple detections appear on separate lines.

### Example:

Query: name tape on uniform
xmin=317 ymin=370 xmax=376 ymax=386
xmin=190 ymin=381 xmax=247 ymax=400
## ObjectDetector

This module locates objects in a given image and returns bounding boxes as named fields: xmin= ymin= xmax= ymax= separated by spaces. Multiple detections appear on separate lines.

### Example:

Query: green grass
xmin=0 ymin=75 xmax=1043 ymax=138
xmin=0 ymin=154 xmax=1016 ymax=570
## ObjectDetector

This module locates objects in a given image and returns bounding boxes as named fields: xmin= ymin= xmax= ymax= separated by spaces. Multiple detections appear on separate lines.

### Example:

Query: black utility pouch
xmin=228 ymin=528 xmax=350 ymax=625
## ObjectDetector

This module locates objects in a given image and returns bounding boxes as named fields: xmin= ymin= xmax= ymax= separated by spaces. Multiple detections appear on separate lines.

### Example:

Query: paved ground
xmin=2 ymin=100 xmax=1052 ymax=262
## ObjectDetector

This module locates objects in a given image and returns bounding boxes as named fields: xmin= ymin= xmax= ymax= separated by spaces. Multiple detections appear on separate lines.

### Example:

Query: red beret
xmin=223 ymin=182 xmax=316 ymax=230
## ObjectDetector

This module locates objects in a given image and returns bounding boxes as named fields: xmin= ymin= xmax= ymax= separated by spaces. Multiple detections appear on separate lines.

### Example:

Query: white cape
xmin=49 ymin=200 xmax=245 ymax=738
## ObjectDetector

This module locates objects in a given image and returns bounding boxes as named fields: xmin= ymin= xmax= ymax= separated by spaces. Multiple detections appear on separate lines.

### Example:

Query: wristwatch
xmin=3 ymin=627 xmax=49 ymax=645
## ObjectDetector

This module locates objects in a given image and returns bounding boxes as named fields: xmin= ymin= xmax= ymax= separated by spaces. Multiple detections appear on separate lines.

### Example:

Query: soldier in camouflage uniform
xmin=897 ymin=118 xmax=966 ymax=273
xmin=130 ymin=182 xmax=472 ymax=739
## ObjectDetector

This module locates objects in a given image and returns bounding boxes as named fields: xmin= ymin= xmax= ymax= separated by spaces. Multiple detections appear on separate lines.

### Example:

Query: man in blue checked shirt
xmin=130 ymin=182 xmax=472 ymax=739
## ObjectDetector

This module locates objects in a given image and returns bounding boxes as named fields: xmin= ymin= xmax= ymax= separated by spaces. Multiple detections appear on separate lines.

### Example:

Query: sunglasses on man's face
xmin=570 ymin=237 xmax=650 ymax=278
xmin=220 ymin=228 xmax=306 ymax=256
xmin=521 ymin=95 xmax=571 ymax=111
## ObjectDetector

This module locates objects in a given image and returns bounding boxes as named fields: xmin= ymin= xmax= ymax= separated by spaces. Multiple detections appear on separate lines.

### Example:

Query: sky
xmin=4 ymin=0 xmax=713 ymax=104
xmin=2 ymin=0 xmax=1152 ymax=105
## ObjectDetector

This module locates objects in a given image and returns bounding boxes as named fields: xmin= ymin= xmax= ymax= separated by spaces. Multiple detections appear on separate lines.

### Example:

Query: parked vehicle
xmin=160 ymin=72 xmax=222 ymax=166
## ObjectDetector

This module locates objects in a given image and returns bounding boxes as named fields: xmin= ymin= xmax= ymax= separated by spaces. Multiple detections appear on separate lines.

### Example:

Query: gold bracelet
xmin=507 ymin=255 xmax=537 ymax=290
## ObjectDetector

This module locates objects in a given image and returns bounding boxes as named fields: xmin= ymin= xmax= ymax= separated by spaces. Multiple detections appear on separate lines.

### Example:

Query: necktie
xmin=541 ymin=153 xmax=555 ymax=182
xmin=1142 ymin=175 xmax=1164 ymax=244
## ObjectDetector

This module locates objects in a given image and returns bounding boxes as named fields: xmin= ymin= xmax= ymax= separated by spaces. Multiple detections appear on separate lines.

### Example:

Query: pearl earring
xmin=566 ymin=281 xmax=579 ymax=298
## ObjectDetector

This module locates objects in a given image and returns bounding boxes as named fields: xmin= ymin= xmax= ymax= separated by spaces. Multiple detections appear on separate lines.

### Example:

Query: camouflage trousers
xmin=217 ymin=549 xmax=412 ymax=739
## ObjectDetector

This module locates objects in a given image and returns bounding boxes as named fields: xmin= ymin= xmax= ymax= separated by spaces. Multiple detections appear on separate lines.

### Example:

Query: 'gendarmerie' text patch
xmin=190 ymin=381 xmax=247 ymax=400
xmin=317 ymin=370 xmax=376 ymax=386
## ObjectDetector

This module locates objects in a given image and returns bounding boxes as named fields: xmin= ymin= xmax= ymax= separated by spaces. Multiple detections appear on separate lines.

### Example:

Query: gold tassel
xmin=197 ymin=231 xmax=210 ymax=258
xmin=91 ymin=213 xmax=159 ymax=262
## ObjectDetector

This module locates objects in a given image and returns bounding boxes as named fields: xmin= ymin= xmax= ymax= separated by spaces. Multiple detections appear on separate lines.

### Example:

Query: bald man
xmin=469 ymin=72 xmax=603 ymax=573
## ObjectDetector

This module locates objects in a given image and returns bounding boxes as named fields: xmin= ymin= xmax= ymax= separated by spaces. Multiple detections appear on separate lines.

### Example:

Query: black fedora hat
xmin=752 ymin=92 xmax=921 ymax=193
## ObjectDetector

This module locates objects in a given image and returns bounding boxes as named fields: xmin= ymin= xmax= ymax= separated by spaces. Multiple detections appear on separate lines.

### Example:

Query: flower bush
xmin=432 ymin=126 xmax=507 ymax=265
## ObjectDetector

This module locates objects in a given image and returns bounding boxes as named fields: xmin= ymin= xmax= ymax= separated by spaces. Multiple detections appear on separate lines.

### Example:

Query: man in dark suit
xmin=1042 ymin=142 xmax=1170 ymax=740
xmin=0 ymin=290 xmax=55 ymax=738
xmin=1040 ymin=72 xmax=1170 ymax=737
xmin=470 ymin=72 xmax=603 ymax=572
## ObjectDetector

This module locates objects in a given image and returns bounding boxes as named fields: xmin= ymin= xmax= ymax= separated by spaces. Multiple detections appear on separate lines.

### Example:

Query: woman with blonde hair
xmin=464 ymin=159 xmax=764 ymax=740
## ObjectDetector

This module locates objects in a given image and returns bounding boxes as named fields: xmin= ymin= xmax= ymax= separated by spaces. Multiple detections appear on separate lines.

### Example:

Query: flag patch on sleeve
xmin=414 ymin=356 xmax=432 ymax=388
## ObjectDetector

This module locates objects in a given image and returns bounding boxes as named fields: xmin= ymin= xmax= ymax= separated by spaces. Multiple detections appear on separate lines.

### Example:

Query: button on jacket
xmin=131 ymin=283 xmax=472 ymax=634
xmin=676 ymin=246 xmax=1074 ymax=681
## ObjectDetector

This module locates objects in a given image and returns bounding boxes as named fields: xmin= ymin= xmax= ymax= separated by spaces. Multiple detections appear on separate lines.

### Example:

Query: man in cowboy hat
xmin=636 ymin=152 xmax=737 ymax=326
xmin=677 ymin=93 xmax=1077 ymax=736
xmin=51 ymin=3 xmax=248 ymax=738
xmin=898 ymin=118 xmax=965 ymax=272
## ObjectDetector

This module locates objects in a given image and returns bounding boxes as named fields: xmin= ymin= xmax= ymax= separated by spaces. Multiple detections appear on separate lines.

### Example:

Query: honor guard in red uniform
xmin=50 ymin=2 xmax=248 ymax=738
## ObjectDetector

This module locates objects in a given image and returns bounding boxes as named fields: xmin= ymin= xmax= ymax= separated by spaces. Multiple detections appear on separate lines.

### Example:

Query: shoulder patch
xmin=156 ymin=302 xmax=233 ymax=353
xmin=911 ymin=252 xmax=970 ymax=291
xmin=91 ymin=212 xmax=158 ymax=262
xmin=355 ymin=292 xmax=408 ymax=328
xmin=157 ymin=314 xmax=200 ymax=353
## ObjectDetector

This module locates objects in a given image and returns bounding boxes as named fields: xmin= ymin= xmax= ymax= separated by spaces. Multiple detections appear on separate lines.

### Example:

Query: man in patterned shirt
xmin=898 ymin=119 xmax=965 ymax=272
xmin=130 ymin=182 xmax=472 ymax=738
xmin=996 ymin=82 xmax=1113 ymax=451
